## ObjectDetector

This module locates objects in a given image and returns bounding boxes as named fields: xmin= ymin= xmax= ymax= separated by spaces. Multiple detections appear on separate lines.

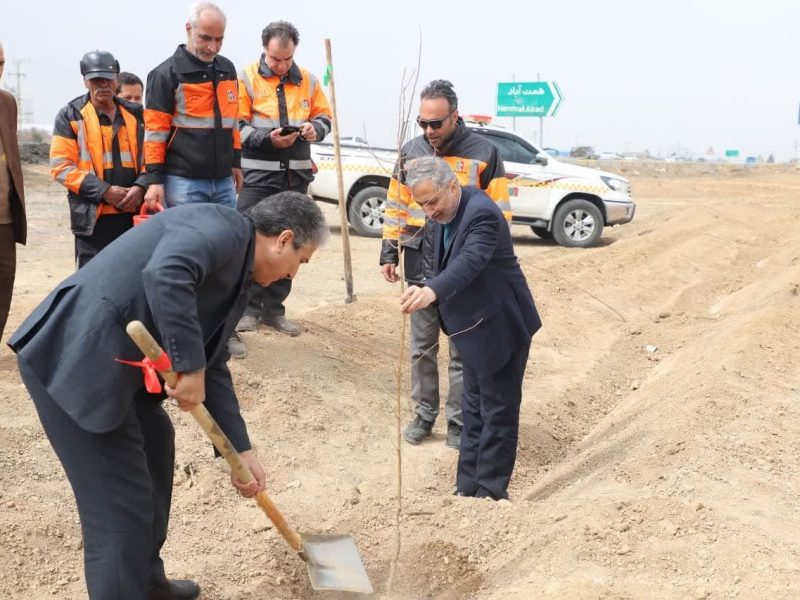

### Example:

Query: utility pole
xmin=8 ymin=59 xmax=30 ymax=127
xmin=796 ymin=102 xmax=800 ymax=164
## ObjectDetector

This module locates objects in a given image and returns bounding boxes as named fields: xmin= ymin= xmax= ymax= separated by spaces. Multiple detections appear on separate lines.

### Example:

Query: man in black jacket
xmin=380 ymin=80 xmax=510 ymax=450
xmin=231 ymin=20 xmax=333 ymax=348
xmin=8 ymin=193 xmax=327 ymax=599
xmin=143 ymin=2 xmax=242 ymax=210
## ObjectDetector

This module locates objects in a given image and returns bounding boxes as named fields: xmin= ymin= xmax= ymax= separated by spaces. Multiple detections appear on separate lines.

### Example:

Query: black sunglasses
xmin=416 ymin=112 xmax=453 ymax=130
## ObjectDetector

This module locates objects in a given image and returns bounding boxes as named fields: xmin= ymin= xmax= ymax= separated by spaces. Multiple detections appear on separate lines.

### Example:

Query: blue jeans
xmin=164 ymin=175 xmax=237 ymax=209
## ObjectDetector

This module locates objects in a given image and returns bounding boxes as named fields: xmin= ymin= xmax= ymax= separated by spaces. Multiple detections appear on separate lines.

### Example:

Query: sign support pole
xmin=511 ymin=72 xmax=516 ymax=132
xmin=537 ymin=72 xmax=543 ymax=147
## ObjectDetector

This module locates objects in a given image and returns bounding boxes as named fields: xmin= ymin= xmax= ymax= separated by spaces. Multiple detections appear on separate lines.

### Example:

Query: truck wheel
xmin=348 ymin=186 xmax=386 ymax=238
xmin=552 ymin=199 xmax=603 ymax=248
xmin=531 ymin=226 xmax=553 ymax=240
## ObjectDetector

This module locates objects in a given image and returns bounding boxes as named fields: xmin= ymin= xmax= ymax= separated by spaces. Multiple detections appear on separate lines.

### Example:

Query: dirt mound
xmin=1 ymin=168 xmax=799 ymax=598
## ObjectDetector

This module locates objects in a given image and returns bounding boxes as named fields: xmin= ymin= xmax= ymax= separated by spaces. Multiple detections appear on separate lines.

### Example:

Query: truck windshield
xmin=481 ymin=133 xmax=538 ymax=164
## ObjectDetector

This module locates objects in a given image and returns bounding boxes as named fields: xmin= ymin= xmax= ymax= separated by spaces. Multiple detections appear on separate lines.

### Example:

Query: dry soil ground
xmin=1 ymin=164 xmax=799 ymax=599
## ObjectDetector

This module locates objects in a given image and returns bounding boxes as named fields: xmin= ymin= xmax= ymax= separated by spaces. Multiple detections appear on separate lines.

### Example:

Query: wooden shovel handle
xmin=125 ymin=321 xmax=303 ymax=553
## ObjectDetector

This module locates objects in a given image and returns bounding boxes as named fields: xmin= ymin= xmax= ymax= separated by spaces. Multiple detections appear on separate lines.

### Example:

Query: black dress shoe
xmin=148 ymin=579 xmax=200 ymax=600
xmin=403 ymin=416 xmax=434 ymax=445
xmin=263 ymin=314 xmax=301 ymax=336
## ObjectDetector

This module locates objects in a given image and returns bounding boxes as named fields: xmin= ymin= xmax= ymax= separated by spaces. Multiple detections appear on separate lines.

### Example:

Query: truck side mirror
xmin=533 ymin=155 xmax=548 ymax=166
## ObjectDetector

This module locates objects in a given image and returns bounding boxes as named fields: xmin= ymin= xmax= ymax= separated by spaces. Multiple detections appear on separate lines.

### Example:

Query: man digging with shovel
xmin=7 ymin=192 xmax=328 ymax=599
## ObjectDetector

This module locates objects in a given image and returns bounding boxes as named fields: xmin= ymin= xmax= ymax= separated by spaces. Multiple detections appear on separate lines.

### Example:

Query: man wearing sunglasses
xmin=380 ymin=80 xmax=510 ymax=451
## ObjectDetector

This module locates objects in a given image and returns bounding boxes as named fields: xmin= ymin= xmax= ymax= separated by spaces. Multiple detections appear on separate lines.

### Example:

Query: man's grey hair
xmin=245 ymin=191 xmax=329 ymax=248
xmin=188 ymin=2 xmax=226 ymax=27
xmin=405 ymin=157 xmax=457 ymax=189
xmin=262 ymin=21 xmax=300 ymax=48
xmin=420 ymin=79 xmax=458 ymax=112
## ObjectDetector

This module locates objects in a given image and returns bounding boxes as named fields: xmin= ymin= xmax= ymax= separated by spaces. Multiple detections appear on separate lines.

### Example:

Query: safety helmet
xmin=79 ymin=50 xmax=120 ymax=81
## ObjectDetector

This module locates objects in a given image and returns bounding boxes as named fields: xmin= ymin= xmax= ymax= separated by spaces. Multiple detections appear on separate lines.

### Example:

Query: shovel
xmin=126 ymin=321 xmax=373 ymax=594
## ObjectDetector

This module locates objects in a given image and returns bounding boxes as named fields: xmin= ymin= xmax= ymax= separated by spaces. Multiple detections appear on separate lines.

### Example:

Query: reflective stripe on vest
xmin=241 ymin=158 xmax=314 ymax=171
xmin=241 ymin=62 xmax=318 ymax=127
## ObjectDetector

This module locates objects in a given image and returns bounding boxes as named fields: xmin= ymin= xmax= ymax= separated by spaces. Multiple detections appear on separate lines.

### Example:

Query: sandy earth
xmin=1 ymin=164 xmax=799 ymax=599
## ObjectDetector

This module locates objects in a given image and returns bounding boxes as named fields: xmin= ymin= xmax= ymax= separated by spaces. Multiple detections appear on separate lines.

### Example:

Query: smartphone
xmin=279 ymin=125 xmax=300 ymax=136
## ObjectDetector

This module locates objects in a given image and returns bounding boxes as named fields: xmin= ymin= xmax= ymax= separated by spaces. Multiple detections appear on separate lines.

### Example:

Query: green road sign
xmin=725 ymin=149 xmax=740 ymax=157
xmin=496 ymin=81 xmax=563 ymax=117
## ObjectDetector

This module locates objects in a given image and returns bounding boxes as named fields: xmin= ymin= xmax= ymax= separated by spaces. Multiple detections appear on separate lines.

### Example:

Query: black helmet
xmin=79 ymin=50 xmax=120 ymax=81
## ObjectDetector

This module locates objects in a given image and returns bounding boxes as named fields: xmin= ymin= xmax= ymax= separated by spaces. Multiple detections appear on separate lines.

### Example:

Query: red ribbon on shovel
xmin=115 ymin=352 xmax=174 ymax=393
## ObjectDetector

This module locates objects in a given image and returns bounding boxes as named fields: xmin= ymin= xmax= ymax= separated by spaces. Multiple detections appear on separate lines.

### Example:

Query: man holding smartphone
xmin=230 ymin=20 xmax=332 ymax=356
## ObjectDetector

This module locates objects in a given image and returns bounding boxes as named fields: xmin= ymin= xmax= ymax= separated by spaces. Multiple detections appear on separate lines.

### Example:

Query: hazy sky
xmin=2 ymin=0 xmax=798 ymax=158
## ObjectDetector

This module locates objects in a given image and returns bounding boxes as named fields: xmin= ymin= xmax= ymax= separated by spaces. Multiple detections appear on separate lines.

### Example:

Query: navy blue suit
xmin=8 ymin=204 xmax=255 ymax=598
xmin=428 ymin=186 xmax=541 ymax=499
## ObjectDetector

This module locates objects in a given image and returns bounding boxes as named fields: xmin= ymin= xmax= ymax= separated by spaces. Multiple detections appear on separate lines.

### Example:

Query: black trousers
xmin=75 ymin=213 xmax=134 ymax=269
xmin=456 ymin=342 xmax=531 ymax=500
xmin=236 ymin=178 xmax=309 ymax=319
xmin=19 ymin=358 xmax=175 ymax=599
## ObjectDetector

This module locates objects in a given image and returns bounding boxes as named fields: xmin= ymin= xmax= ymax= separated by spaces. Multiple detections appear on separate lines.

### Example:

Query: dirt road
xmin=1 ymin=165 xmax=798 ymax=598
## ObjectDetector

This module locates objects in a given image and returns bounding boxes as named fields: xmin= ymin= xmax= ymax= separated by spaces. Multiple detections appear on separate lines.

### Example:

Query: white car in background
xmin=308 ymin=117 xmax=636 ymax=248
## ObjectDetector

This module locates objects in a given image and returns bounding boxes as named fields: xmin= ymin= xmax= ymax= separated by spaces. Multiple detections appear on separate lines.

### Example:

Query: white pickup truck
xmin=308 ymin=117 xmax=635 ymax=248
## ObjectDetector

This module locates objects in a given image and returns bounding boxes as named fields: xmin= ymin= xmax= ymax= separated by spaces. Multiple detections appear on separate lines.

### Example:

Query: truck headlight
xmin=601 ymin=176 xmax=629 ymax=195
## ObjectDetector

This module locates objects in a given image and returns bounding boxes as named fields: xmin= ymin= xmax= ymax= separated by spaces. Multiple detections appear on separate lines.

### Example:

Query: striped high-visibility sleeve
xmin=382 ymin=175 xmax=412 ymax=242
xmin=237 ymin=73 xmax=272 ymax=151
xmin=143 ymin=107 xmax=172 ymax=180
xmin=49 ymin=110 xmax=106 ymax=201
xmin=144 ymin=68 xmax=176 ymax=183
xmin=231 ymin=107 xmax=242 ymax=169
xmin=307 ymin=72 xmax=332 ymax=141
xmin=479 ymin=145 xmax=512 ymax=222
xmin=216 ymin=78 xmax=241 ymax=165
xmin=232 ymin=125 xmax=242 ymax=168
xmin=237 ymin=75 xmax=253 ymax=137
xmin=486 ymin=176 xmax=511 ymax=222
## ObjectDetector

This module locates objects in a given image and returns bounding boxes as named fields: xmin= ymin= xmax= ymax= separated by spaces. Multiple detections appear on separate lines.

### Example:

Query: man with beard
xmin=143 ymin=2 xmax=242 ymax=210
xmin=380 ymin=80 xmax=510 ymax=450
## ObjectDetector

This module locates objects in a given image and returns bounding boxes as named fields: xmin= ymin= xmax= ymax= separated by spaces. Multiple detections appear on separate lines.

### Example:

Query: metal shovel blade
xmin=301 ymin=533 xmax=373 ymax=593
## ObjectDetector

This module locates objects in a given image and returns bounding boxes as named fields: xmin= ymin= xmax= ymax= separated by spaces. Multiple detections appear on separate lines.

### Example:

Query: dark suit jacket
xmin=0 ymin=90 xmax=26 ymax=244
xmin=429 ymin=186 xmax=541 ymax=374
xmin=8 ymin=204 xmax=254 ymax=449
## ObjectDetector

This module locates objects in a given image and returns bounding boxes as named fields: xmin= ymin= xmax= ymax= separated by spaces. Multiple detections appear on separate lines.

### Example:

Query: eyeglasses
xmin=415 ymin=182 xmax=455 ymax=211
xmin=416 ymin=112 xmax=453 ymax=130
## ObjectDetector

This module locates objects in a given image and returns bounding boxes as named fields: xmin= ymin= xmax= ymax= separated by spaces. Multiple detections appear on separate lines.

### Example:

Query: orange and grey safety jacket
xmin=144 ymin=45 xmax=241 ymax=183
xmin=50 ymin=94 xmax=146 ymax=236
xmin=379 ymin=118 xmax=510 ymax=284
xmin=238 ymin=58 xmax=332 ymax=187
